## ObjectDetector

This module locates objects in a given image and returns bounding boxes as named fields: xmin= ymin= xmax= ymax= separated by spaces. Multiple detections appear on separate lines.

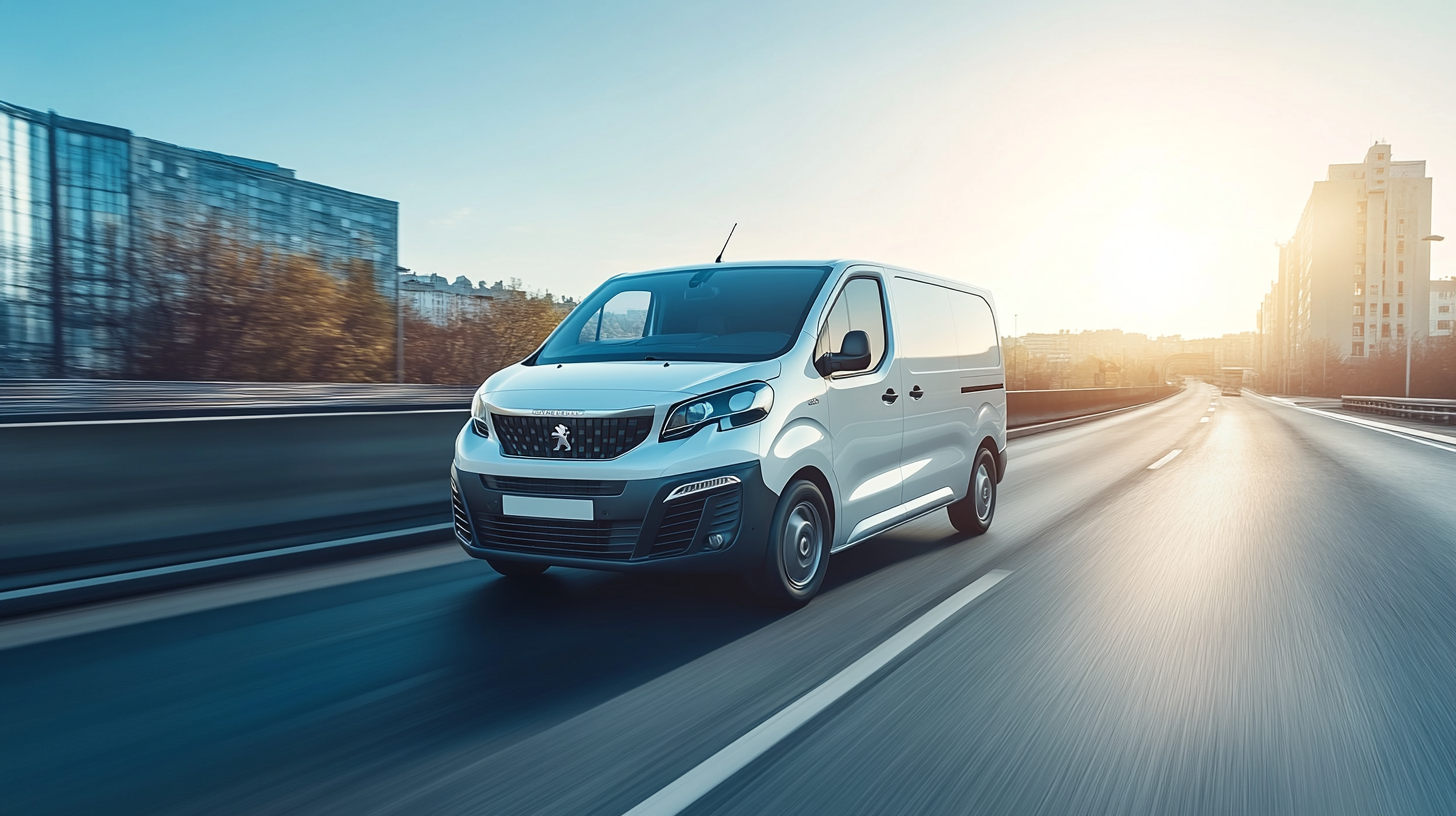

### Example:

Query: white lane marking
xmin=0 ymin=523 xmax=453 ymax=603
xmin=1207 ymin=407 xmax=1216 ymax=412
xmin=1147 ymin=449 xmax=1183 ymax=470
xmin=623 ymin=570 xmax=1013 ymax=816
xmin=1199 ymin=417 xmax=1209 ymax=423
xmin=0 ymin=544 xmax=469 ymax=651
xmin=0 ymin=408 xmax=468 ymax=429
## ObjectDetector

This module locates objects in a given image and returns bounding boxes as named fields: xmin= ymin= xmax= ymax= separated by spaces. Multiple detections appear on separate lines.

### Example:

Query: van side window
xmin=953 ymin=292 xmax=1001 ymax=368
xmin=892 ymin=278 xmax=958 ymax=372
xmin=815 ymin=277 xmax=887 ymax=375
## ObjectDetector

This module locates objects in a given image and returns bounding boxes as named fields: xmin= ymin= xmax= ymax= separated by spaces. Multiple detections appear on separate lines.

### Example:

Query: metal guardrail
xmin=1342 ymin=395 xmax=1456 ymax=425
xmin=0 ymin=379 xmax=476 ymax=422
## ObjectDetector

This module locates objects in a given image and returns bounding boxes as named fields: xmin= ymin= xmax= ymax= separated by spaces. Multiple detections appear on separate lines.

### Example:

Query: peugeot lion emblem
xmin=551 ymin=424 xmax=572 ymax=452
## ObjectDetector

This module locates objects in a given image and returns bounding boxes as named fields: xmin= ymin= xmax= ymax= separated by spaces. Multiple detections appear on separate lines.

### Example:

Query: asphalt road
xmin=3 ymin=384 xmax=1455 ymax=815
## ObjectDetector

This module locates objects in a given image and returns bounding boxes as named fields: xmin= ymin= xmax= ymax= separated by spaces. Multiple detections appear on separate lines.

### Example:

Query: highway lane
xmin=3 ymin=384 xmax=1454 ymax=814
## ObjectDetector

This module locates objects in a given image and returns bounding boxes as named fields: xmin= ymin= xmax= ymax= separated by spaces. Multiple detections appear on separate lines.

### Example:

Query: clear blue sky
xmin=4 ymin=0 xmax=1454 ymax=337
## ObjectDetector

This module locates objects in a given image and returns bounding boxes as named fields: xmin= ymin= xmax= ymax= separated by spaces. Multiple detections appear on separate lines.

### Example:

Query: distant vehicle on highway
xmin=1220 ymin=366 xmax=1247 ymax=397
xmin=451 ymin=260 xmax=1008 ymax=605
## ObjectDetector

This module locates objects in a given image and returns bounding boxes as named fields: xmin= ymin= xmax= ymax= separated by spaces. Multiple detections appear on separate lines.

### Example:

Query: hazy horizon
xmin=5 ymin=0 xmax=1453 ymax=339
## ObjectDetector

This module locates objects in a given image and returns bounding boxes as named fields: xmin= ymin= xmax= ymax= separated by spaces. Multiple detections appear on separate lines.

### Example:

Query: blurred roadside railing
xmin=1007 ymin=385 xmax=1183 ymax=429
xmin=0 ymin=379 xmax=475 ymax=423
xmin=1342 ymin=395 xmax=1456 ymax=425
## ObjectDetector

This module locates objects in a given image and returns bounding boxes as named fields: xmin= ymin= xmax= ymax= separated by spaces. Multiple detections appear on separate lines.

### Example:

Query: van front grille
xmin=480 ymin=475 xmax=626 ymax=497
xmin=471 ymin=512 xmax=640 ymax=561
xmin=491 ymin=412 xmax=654 ymax=460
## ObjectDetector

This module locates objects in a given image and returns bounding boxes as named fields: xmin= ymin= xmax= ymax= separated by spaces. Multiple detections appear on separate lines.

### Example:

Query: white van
xmin=451 ymin=261 xmax=1007 ymax=606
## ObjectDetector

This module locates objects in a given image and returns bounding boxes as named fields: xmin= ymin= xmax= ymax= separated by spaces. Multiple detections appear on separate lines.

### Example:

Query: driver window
xmin=579 ymin=290 xmax=651 ymax=342
xmin=815 ymin=277 xmax=887 ymax=375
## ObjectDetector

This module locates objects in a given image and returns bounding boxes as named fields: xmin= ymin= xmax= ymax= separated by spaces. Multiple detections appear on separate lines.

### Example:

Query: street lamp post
xmin=1410 ymin=235 xmax=1445 ymax=397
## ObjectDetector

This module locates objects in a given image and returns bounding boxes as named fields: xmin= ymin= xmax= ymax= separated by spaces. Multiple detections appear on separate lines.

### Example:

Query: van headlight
xmin=661 ymin=382 xmax=773 ymax=441
xmin=470 ymin=391 xmax=490 ymax=438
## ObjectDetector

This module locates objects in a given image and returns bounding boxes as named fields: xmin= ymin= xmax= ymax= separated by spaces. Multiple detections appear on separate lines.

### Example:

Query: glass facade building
xmin=0 ymin=99 xmax=399 ymax=377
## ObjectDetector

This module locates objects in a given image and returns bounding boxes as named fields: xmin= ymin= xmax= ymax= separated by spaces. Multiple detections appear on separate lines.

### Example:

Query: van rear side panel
xmin=890 ymin=275 xmax=1005 ymax=505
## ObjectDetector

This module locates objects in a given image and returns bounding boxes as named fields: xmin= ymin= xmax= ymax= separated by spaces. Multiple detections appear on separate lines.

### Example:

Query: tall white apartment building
xmin=1432 ymin=277 xmax=1455 ymax=337
xmin=1258 ymin=143 xmax=1434 ymax=387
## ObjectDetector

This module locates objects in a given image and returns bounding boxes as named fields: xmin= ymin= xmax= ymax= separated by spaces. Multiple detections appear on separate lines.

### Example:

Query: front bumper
xmin=451 ymin=461 xmax=778 ymax=574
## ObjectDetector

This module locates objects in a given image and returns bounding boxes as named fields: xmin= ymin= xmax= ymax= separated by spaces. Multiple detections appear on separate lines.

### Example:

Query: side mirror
xmin=816 ymin=330 xmax=872 ymax=376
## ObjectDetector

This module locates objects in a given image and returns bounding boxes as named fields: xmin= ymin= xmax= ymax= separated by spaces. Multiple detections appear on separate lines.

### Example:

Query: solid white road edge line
xmin=1246 ymin=392 xmax=1456 ymax=453
xmin=622 ymin=569 xmax=1013 ymax=816
xmin=1147 ymin=449 xmax=1183 ymax=470
xmin=0 ymin=523 xmax=453 ymax=602
xmin=0 ymin=408 xmax=468 ymax=429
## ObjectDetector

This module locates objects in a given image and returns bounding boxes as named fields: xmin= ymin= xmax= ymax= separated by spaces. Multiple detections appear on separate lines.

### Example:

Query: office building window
xmin=1397 ymin=324 xmax=1405 ymax=338
xmin=1376 ymin=167 xmax=1385 ymax=175
xmin=1351 ymin=342 xmax=1364 ymax=356
xmin=1354 ymin=283 xmax=1364 ymax=296
xmin=1382 ymin=303 xmax=1390 ymax=317
xmin=1355 ymin=263 xmax=1365 ymax=275
xmin=1382 ymin=323 xmax=1391 ymax=338
xmin=1398 ymin=282 xmax=1404 ymax=295
xmin=1398 ymin=240 xmax=1405 ymax=254
xmin=1353 ymin=304 xmax=1364 ymax=316
xmin=1377 ymin=153 xmax=1385 ymax=161
xmin=1352 ymin=323 xmax=1363 ymax=337
xmin=1357 ymin=201 xmax=1368 ymax=213
xmin=1397 ymin=303 xmax=1404 ymax=316
xmin=1440 ymin=305 xmax=1451 ymax=314
xmin=1356 ymin=244 xmax=1365 ymax=255
xmin=1440 ymin=320 xmax=1453 ymax=331
xmin=1397 ymin=219 xmax=1405 ymax=236
xmin=1356 ymin=224 xmax=1365 ymax=235
xmin=1398 ymin=261 xmax=1404 ymax=274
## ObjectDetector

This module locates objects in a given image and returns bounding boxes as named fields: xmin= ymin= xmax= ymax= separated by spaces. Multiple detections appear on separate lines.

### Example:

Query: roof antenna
xmin=714 ymin=223 xmax=737 ymax=264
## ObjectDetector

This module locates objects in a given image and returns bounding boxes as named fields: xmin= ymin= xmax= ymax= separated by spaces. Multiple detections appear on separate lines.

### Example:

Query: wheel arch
xmin=978 ymin=435 xmax=1005 ymax=483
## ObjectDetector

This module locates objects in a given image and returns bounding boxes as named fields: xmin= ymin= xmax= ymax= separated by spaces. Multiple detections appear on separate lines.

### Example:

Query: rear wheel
xmin=484 ymin=557 xmax=550 ymax=577
xmin=948 ymin=447 xmax=997 ymax=536
xmin=751 ymin=479 xmax=831 ymax=607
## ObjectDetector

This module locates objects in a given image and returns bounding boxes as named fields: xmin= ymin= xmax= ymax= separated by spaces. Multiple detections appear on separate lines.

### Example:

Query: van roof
xmin=611 ymin=260 xmax=994 ymax=299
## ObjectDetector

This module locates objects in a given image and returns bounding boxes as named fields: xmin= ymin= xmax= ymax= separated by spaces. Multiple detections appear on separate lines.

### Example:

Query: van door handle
xmin=909 ymin=385 xmax=924 ymax=400
xmin=881 ymin=389 xmax=899 ymax=404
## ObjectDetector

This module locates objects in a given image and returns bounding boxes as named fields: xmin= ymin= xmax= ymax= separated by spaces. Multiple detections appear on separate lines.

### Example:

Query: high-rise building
xmin=1432 ymin=277 xmax=1455 ymax=337
xmin=0 ymin=99 xmax=398 ymax=377
xmin=1256 ymin=143 xmax=1433 ymax=388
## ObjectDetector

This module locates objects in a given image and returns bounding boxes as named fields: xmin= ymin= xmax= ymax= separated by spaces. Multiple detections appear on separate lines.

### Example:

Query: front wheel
xmin=750 ymin=479 xmax=831 ymax=608
xmin=484 ymin=557 xmax=550 ymax=577
xmin=948 ymin=447 xmax=997 ymax=536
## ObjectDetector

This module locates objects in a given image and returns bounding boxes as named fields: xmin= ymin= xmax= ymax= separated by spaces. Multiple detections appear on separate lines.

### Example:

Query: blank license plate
xmin=501 ymin=494 xmax=593 ymax=521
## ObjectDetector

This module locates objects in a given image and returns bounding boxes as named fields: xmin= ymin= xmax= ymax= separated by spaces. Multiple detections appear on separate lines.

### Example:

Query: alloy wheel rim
xmin=782 ymin=501 xmax=823 ymax=590
xmin=973 ymin=463 xmax=993 ymax=523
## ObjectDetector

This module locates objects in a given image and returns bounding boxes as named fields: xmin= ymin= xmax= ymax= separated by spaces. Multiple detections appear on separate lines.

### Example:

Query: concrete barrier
xmin=0 ymin=410 xmax=469 ymax=599
xmin=1007 ymin=385 xmax=1183 ymax=429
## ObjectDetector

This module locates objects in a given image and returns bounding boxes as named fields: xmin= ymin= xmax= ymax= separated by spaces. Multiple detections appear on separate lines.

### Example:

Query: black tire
xmin=484 ymin=557 xmax=550 ymax=577
xmin=948 ymin=447 xmax=997 ymax=536
xmin=751 ymin=479 xmax=832 ymax=608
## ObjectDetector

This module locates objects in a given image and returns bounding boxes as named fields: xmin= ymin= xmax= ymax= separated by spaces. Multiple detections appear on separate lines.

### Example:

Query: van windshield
xmin=533 ymin=266 xmax=831 ymax=365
